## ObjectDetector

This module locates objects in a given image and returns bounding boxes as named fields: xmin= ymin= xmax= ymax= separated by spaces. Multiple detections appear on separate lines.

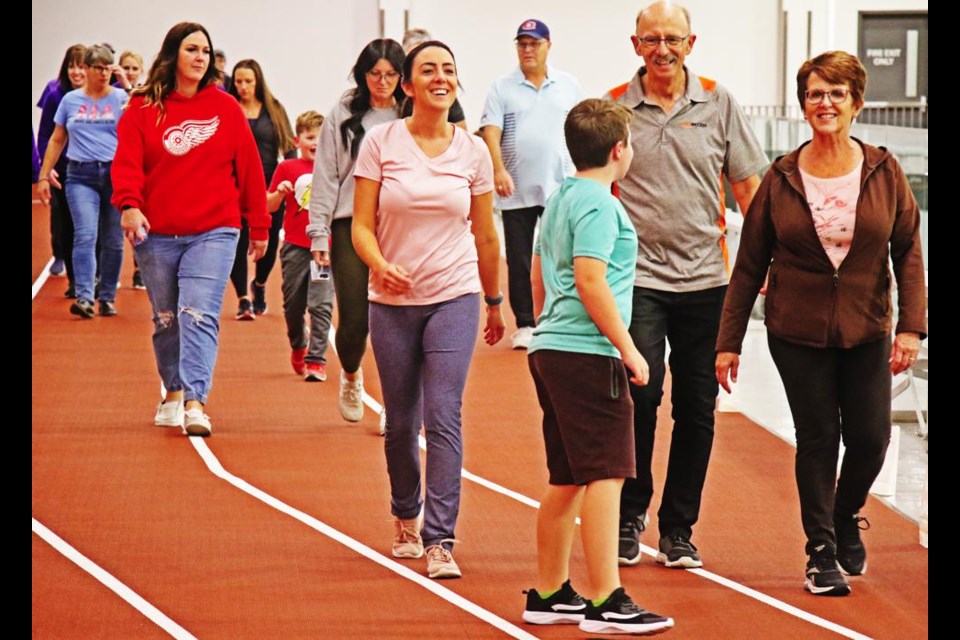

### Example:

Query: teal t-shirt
xmin=529 ymin=177 xmax=638 ymax=358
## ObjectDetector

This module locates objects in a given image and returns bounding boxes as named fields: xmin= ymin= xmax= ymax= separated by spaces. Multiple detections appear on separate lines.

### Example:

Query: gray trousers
xmin=279 ymin=243 xmax=334 ymax=364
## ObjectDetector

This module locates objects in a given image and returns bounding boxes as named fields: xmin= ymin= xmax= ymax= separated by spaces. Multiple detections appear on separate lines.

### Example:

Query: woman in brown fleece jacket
xmin=715 ymin=51 xmax=926 ymax=598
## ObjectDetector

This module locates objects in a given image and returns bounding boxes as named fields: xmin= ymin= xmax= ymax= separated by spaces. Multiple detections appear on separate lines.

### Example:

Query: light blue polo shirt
xmin=480 ymin=65 xmax=582 ymax=210
xmin=53 ymin=87 xmax=128 ymax=162
xmin=529 ymin=177 xmax=638 ymax=358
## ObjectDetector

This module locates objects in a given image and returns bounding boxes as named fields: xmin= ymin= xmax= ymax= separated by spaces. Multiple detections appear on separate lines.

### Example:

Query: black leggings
xmin=230 ymin=207 xmax=284 ymax=297
xmin=330 ymin=218 xmax=370 ymax=374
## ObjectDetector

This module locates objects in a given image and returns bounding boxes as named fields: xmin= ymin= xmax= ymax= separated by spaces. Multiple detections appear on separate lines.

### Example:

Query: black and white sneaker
xmin=578 ymin=587 xmax=674 ymax=635
xmin=657 ymin=534 xmax=703 ymax=568
xmin=804 ymin=545 xmax=851 ymax=596
xmin=835 ymin=513 xmax=870 ymax=576
xmin=618 ymin=512 xmax=649 ymax=566
xmin=522 ymin=579 xmax=587 ymax=625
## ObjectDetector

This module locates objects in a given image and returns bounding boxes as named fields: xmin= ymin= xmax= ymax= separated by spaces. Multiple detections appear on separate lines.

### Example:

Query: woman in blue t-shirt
xmin=37 ymin=44 xmax=129 ymax=319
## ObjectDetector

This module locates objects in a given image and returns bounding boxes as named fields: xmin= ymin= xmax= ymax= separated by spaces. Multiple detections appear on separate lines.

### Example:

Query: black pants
xmin=768 ymin=334 xmax=891 ymax=555
xmin=330 ymin=218 xmax=370 ymax=374
xmin=620 ymin=286 xmax=726 ymax=539
xmin=230 ymin=207 xmax=284 ymax=297
xmin=501 ymin=206 xmax=542 ymax=328
xmin=49 ymin=185 xmax=75 ymax=285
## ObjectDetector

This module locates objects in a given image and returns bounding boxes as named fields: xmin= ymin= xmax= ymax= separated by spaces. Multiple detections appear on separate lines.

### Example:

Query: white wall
xmin=781 ymin=0 xmax=927 ymax=108
xmin=405 ymin=0 xmax=781 ymax=127
xmin=32 ymin=0 xmax=380 ymax=134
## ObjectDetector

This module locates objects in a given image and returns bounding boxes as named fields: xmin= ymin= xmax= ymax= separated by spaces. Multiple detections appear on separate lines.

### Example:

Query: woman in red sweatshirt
xmin=111 ymin=22 xmax=269 ymax=437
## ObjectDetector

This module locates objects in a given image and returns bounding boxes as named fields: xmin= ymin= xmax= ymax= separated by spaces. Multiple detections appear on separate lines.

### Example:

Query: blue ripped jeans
xmin=134 ymin=227 xmax=239 ymax=405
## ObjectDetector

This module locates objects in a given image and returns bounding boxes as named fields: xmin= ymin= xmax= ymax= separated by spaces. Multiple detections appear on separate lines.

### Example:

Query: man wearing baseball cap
xmin=480 ymin=19 xmax=582 ymax=350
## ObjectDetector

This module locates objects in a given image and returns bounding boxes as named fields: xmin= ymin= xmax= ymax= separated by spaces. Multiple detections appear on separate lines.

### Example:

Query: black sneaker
xmin=70 ymin=298 xmax=95 ymax=319
xmin=521 ymin=579 xmax=587 ymax=625
xmin=578 ymin=587 xmax=674 ymax=635
xmin=64 ymin=283 xmax=77 ymax=298
xmin=251 ymin=279 xmax=267 ymax=315
xmin=236 ymin=298 xmax=255 ymax=321
xmin=804 ymin=545 xmax=851 ymax=596
xmin=618 ymin=512 xmax=649 ymax=566
xmin=132 ymin=270 xmax=146 ymax=290
xmin=98 ymin=300 xmax=118 ymax=317
xmin=657 ymin=533 xmax=703 ymax=568
xmin=835 ymin=513 xmax=870 ymax=576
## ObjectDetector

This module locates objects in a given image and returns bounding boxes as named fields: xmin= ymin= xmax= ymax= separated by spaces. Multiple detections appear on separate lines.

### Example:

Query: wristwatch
xmin=484 ymin=293 xmax=504 ymax=306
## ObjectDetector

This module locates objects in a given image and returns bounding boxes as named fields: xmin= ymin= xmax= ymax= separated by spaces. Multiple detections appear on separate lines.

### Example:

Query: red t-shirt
xmin=269 ymin=157 xmax=315 ymax=249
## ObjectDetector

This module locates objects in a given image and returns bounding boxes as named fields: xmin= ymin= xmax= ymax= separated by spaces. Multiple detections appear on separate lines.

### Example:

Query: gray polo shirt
xmin=607 ymin=67 xmax=767 ymax=291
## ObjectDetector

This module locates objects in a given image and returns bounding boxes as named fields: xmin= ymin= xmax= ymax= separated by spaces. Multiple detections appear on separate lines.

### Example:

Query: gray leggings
xmin=331 ymin=218 xmax=369 ymax=373
xmin=369 ymin=293 xmax=480 ymax=549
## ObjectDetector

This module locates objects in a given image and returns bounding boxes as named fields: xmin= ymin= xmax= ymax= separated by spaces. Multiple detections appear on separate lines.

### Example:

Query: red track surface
xmin=32 ymin=195 xmax=927 ymax=639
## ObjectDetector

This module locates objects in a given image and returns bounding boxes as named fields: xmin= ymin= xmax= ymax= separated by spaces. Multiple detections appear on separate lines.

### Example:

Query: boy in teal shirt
xmin=522 ymin=99 xmax=674 ymax=635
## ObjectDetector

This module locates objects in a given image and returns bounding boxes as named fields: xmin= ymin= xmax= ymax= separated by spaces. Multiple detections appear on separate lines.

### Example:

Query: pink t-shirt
xmin=800 ymin=159 xmax=863 ymax=269
xmin=353 ymin=119 xmax=494 ymax=305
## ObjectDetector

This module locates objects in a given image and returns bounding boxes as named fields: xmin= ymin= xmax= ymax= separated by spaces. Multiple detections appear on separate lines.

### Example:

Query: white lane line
xmin=32 ymin=518 xmax=197 ymax=639
xmin=187 ymin=438 xmax=539 ymax=640
xmin=32 ymin=258 xmax=54 ymax=300
xmin=337 ymin=330 xmax=870 ymax=639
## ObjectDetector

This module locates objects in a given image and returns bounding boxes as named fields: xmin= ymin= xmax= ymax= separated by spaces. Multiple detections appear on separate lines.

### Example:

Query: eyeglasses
xmin=90 ymin=65 xmax=112 ymax=74
xmin=638 ymin=35 xmax=689 ymax=48
xmin=804 ymin=88 xmax=850 ymax=105
xmin=515 ymin=40 xmax=545 ymax=51
xmin=366 ymin=70 xmax=399 ymax=83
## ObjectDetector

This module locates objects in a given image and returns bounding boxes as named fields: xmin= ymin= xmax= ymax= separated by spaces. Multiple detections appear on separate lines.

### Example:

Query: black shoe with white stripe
xmin=579 ymin=587 xmax=674 ymax=635
xmin=804 ymin=545 xmax=851 ymax=596
xmin=522 ymin=580 xmax=587 ymax=625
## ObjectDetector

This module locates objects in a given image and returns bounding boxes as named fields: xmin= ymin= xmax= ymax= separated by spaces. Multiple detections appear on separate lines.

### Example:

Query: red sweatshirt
xmin=111 ymin=85 xmax=269 ymax=240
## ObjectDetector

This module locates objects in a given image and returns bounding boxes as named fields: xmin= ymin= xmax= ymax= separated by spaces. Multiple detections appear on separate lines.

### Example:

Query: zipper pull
xmin=833 ymin=271 xmax=839 ymax=288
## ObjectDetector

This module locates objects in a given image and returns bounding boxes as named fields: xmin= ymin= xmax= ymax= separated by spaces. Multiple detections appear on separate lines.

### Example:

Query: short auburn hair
xmin=564 ymin=99 xmax=633 ymax=171
xmin=796 ymin=51 xmax=867 ymax=108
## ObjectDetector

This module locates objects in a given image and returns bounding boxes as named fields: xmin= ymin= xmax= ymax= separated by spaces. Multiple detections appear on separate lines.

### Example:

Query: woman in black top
xmin=229 ymin=58 xmax=295 ymax=319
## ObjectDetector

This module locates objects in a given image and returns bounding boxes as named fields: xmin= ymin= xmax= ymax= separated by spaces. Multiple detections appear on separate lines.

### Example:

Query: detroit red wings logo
xmin=162 ymin=116 xmax=219 ymax=156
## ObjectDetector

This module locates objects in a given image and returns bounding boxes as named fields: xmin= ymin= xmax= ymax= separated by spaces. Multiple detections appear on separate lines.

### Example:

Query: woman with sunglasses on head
xmin=228 ymin=59 xmax=296 ymax=320
xmin=38 ymin=44 xmax=128 ymax=319
xmin=306 ymin=38 xmax=405 ymax=429
xmin=111 ymin=22 xmax=268 ymax=436
xmin=716 ymin=51 xmax=926 ymax=597
xmin=352 ymin=40 xmax=504 ymax=579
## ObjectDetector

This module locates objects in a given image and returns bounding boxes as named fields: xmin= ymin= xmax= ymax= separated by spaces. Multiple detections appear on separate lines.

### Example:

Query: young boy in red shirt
xmin=268 ymin=110 xmax=333 ymax=381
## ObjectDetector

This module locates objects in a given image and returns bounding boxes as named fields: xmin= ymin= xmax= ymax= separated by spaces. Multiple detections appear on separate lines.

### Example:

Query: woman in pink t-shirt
xmin=352 ymin=40 xmax=505 ymax=580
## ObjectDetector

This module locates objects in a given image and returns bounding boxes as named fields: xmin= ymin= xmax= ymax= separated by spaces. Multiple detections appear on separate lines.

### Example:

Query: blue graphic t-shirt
xmin=54 ymin=87 xmax=128 ymax=162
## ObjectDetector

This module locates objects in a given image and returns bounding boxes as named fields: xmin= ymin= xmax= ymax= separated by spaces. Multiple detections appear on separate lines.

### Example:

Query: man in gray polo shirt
xmin=607 ymin=0 xmax=767 ymax=569
xmin=481 ymin=19 xmax=582 ymax=349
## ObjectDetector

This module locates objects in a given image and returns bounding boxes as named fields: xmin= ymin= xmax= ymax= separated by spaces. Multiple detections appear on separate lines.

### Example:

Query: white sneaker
xmin=379 ymin=410 xmax=387 ymax=436
xmin=154 ymin=399 xmax=184 ymax=428
xmin=339 ymin=370 xmax=365 ymax=422
xmin=511 ymin=326 xmax=534 ymax=350
xmin=183 ymin=408 xmax=212 ymax=437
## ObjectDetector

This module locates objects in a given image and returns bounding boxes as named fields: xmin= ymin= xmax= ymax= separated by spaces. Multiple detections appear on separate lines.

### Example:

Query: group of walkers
xmin=33 ymin=0 xmax=925 ymax=635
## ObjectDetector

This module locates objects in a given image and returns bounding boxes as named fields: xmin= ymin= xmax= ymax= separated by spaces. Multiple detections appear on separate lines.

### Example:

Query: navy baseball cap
xmin=516 ymin=19 xmax=550 ymax=41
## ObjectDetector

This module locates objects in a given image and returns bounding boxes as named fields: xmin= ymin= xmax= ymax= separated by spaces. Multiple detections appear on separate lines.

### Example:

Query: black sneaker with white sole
xmin=522 ymin=579 xmax=587 ymax=625
xmin=618 ymin=512 xmax=649 ymax=566
xmin=578 ymin=587 xmax=674 ymax=635
xmin=657 ymin=533 xmax=703 ymax=568
xmin=835 ymin=513 xmax=870 ymax=576
xmin=804 ymin=545 xmax=851 ymax=596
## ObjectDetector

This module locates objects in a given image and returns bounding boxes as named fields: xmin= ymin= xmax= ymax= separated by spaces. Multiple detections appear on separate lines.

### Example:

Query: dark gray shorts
xmin=528 ymin=350 xmax=637 ymax=485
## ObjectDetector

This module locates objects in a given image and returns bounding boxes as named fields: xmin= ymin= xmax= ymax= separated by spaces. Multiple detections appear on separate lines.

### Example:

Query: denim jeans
xmin=65 ymin=160 xmax=123 ymax=302
xmin=620 ymin=285 xmax=727 ymax=538
xmin=369 ymin=293 xmax=480 ymax=549
xmin=134 ymin=227 xmax=240 ymax=405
